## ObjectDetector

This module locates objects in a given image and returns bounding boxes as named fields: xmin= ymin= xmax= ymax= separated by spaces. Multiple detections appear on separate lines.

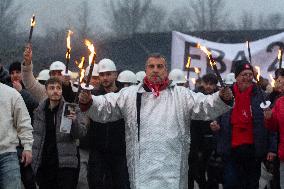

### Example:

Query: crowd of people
xmin=0 ymin=42 xmax=283 ymax=189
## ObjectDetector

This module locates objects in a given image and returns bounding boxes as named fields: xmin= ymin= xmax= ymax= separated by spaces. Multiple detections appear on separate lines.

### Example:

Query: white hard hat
xmin=36 ymin=69 xmax=50 ymax=81
xmin=85 ymin=64 xmax=99 ymax=76
xmin=49 ymin=61 xmax=66 ymax=71
xmin=136 ymin=71 xmax=146 ymax=83
xmin=98 ymin=59 xmax=116 ymax=73
xmin=117 ymin=70 xmax=137 ymax=84
xmin=224 ymin=73 xmax=236 ymax=85
xmin=169 ymin=69 xmax=186 ymax=84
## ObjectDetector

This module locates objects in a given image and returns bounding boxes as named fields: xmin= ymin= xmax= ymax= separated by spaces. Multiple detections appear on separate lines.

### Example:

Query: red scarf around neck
xmin=143 ymin=77 xmax=170 ymax=97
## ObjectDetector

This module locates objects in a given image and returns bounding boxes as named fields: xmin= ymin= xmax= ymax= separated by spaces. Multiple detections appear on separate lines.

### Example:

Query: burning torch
xmin=63 ymin=30 xmax=73 ymax=76
xmin=74 ymin=57 xmax=86 ymax=103
xmin=194 ymin=67 xmax=200 ymax=79
xmin=185 ymin=56 xmax=191 ymax=86
xmin=28 ymin=14 xmax=36 ymax=43
xmin=278 ymin=48 xmax=283 ymax=69
xmin=81 ymin=39 xmax=96 ymax=90
xmin=254 ymin=66 xmax=271 ymax=109
xmin=197 ymin=44 xmax=225 ymax=87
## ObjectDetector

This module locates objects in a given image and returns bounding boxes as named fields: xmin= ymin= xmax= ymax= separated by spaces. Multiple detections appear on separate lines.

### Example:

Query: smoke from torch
xmin=28 ymin=14 xmax=36 ymax=43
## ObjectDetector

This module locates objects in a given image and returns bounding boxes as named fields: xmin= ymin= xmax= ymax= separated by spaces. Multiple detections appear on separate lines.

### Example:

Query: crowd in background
xmin=0 ymin=43 xmax=284 ymax=189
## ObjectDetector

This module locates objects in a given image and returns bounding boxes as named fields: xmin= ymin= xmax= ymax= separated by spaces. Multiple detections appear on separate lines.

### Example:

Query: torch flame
xmin=75 ymin=57 xmax=85 ymax=69
xmin=197 ymin=43 xmax=215 ymax=67
xmin=65 ymin=30 xmax=73 ymax=59
xmin=84 ymin=39 xmax=96 ymax=65
xmin=186 ymin=56 xmax=191 ymax=69
xmin=66 ymin=30 xmax=73 ymax=49
xmin=269 ymin=74 xmax=275 ymax=88
xmin=254 ymin=66 xmax=261 ymax=82
xmin=191 ymin=78 xmax=196 ymax=85
xmin=30 ymin=14 xmax=36 ymax=27
xmin=278 ymin=49 xmax=282 ymax=60
xmin=80 ymin=69 xmax=85 ymax=83
xmin=194 ymin=67 xmax=200 ymax=74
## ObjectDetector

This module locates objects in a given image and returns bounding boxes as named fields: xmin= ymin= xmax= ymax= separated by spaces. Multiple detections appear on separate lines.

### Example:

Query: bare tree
xmin=0 ymin=0 xmax=23 ymax=66
xmin=168 ymin=8 xmax=192 ymax=32
xmin=105 ymin=0 xmax=166 ymax=37
xmin=190 ymin=0 xmax=229 ymax=31
xmin=140 ymin=6 xmax=167 ymax=33
xmin=258 ymin=13 xmax=282 ymax=29
xmin=239 ymin=11 xmax=254 ymax=30
xmin=76 ymin=1 xmax=92 ymax=40
xmin=167 ymin=0 xmax=230 ymax=32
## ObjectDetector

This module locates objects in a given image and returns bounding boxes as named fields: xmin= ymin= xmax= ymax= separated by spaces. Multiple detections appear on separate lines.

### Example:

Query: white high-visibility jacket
xmin=85 ymin=83 xmax=232 ymax=189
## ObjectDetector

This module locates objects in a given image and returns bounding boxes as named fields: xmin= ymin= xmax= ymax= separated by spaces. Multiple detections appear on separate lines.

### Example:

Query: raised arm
xmin=79 ymin=90 xmax=123 ymax=123
xmin=21 ymin=44 xmax=47 ymax=102
xmin=188 ymin=87 xmax=233 ymax=121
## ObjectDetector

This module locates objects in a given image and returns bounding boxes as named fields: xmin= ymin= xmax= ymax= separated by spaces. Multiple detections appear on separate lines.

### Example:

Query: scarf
xmin=143 ymin=76 xmax=169 ymax=97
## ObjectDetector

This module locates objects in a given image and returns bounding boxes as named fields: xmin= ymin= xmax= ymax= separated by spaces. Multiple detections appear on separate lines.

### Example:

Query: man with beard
xmin=79 ymin=53 xmax=233 ymax=189
xmin=85 ymin=58 xmax=130 ymax=189
xmin=188 ymin=73 xmax=220 ymax=189
xmin=32 ymin=77 xmax=86 ymax=189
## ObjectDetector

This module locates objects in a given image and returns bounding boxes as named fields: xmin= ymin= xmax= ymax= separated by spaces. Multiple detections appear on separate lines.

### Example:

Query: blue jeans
xmin=0 ymin=152 xmax=21 ymax=189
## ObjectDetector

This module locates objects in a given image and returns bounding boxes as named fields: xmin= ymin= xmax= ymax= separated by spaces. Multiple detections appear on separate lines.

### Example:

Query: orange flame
xmin=65 ymin=30 xmax=73 ymax=59
xmin=254 ymin=66 xmax=260 ymax=82
xmin=197 ymin=43 xmax=215 ymax=67
xmin=75 ymin=57 xmax=85 ymax=82
xmin=80 ymin=69 xmax=85 ymax=83
xmin=269 ymin=74 xmax=275 ymax=88
xmin=84 ymin=39 xmax=96 ymax=65
xmin=75 ymin=57 xmax=85 ymax=69
xmin=30 ymin=14 xmax=36 ymax=27
xmin=186 ymin=56 xmax=191 ymax=69
xmin=191 ymin=78 xmax=196 ymax=85
xmin=278 ymin=49 xmax=282 ymax=60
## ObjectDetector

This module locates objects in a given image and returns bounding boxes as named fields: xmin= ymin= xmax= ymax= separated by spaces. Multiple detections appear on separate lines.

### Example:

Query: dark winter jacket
xmin=32 ymin=98 xmax=87 ymax=174
xmin=85 ymin=85 xmax=126 ymax=155
xmin=216 ymin=84 xmax=277 ymax=157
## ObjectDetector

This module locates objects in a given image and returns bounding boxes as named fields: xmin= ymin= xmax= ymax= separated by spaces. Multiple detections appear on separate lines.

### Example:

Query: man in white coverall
xmin=79 ymin=53 xmax=234 ymax=189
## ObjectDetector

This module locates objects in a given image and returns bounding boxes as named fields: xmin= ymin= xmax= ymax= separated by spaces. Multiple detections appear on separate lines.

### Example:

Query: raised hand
xmin=23 ymin=43 xmax=32 ymax=65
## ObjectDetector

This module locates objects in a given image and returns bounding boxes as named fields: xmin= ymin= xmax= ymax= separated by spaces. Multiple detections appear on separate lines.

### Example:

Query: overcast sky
xmin=17 ymin=0 xmax=284 ymax=35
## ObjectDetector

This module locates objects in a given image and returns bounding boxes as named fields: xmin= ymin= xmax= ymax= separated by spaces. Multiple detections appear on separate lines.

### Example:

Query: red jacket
xmin=265 ymin=96 xmax=284 ymax=161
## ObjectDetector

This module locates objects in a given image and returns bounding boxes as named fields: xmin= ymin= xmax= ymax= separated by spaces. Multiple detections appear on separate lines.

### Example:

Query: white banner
xmin=171 ymin=31 xmax=284 ymax=86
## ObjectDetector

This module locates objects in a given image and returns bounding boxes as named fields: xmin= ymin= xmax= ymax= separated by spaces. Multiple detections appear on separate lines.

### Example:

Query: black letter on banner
xmin=231 ymin=51 xmax=248 ymax=72
xmin=266 ymin=42 xmax=284 ymax=72
xmin=183 ymin=42 xmax=201 ymax=73
xmin=207 ymin=48 xmax=226 ymax=74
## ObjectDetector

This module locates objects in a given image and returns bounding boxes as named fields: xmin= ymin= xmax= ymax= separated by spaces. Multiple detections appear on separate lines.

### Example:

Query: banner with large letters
xmin=171 ymin=31 xmax=284 ymax=86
